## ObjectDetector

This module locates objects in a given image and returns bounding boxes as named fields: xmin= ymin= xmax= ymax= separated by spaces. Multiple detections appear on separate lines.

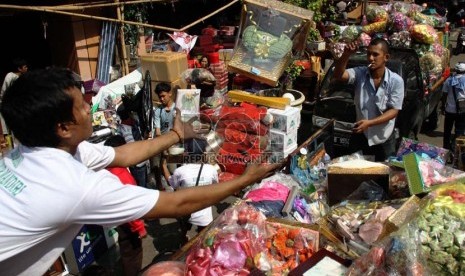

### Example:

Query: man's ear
xmin=384 ymin=53 xmax=390 ymax=62
xmin=56 ymin=122 xmax=72 ymax=139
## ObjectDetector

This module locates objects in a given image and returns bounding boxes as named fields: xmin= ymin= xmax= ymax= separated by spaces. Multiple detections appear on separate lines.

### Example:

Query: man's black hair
xmin=0 ymin=67 xmax=82 ymax=147
xmin=104 ymin=135 xmax=126 ymax=147
xmin=12 ymin=58 xmax=27 ymax=72
xmin=155 ymin=82 xmax=171 ymax=95
xmin=369 ymin=38 xmax=390 ymax=54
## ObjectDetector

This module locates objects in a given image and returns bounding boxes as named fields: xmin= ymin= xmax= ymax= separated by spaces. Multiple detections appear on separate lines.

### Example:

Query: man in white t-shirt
xmin=0 ymin=58 xmax=28 ymax=137
xmin=169 ymin=163 xmax=219 ymax=233
xmin=0 ymin=67 xmax=283 ymax=275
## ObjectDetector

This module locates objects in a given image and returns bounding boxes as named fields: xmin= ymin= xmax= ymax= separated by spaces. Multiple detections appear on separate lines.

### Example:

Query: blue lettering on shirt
xmin=0 ymin=159 xmax=26 ymax=196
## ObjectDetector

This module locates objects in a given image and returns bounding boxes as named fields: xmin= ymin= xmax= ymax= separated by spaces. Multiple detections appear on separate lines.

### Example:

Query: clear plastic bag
xmin=413 ymin=183 xmax=465 ymax=275
xmin=329 ymin=151 xmax=365 ymax=165
xmin=346 ymin=180 xmax=388 ymax=202
xmin=265 ymin=221 xmax=319 ymax=275
xmin=325 ymin=200 xmax=407 ymax=251
xmin=142 ymin=261 xmax=186 ymax=276
xmin=185 ymin=202 xmax=271 ymax=275
xmin=345 ymin=221 xmax=429 ymax=276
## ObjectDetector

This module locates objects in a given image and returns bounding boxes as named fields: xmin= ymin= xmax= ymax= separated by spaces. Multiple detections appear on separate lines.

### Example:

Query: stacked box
xmin=219 ymin=26 xmax=236 ymax=36
xmin=202 ymin=26 xmax=218 ymax=37
xmin=269 ymin=128 xmax=298 ymax=152
xmin=210 ymin=61 xmax=229 ymax=90
xmin=198 ymin=34 xmax=213 ymax=46
xmin=267 ymin=106 xmax=301 ymax=134
xmin=140 ymin=51 xmax=188 ymax=82
xmin=267 ymin=106 xmax=300 ymax=155
xmin=268 ymin=143 xmax=297 ymax=163
xmin=218 ymin=49 xmax=234 ymax=66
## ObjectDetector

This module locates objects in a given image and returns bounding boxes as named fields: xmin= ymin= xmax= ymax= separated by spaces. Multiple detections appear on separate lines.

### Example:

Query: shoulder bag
xmin=452 ymin=85 xmax=465 ymax=114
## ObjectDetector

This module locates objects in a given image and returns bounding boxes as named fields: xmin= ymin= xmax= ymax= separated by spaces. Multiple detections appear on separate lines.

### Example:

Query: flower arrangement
xmin=307 ymin=27 xmax=323 ymax=42
xmin=282 ymin=61 xmax=305 ymax=89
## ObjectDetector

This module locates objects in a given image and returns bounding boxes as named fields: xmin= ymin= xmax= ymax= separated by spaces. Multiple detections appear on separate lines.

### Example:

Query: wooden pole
xmin=179 ymin=0 xmax=240 ymax=31
xmin=0 ymin=4 xmax=179 ymax=32
xmin=115 ymin=0 xmax=129 ymax=76
xmin=52 ymin=0 xmax=167 ymax=11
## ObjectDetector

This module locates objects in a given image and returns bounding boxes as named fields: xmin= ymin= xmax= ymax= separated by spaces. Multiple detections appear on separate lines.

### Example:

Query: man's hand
xmin=171 ymin=108 xmax=206 ymax=141
xmin=353 ymin=119 xmax=371 ymax=133
xmin=343 ymin=41 xmax=359 ymax=57
xmin=333 ymin=41 xmax=359 ymax=82
xmin=241 ymin=160 xmax=287 ymax=187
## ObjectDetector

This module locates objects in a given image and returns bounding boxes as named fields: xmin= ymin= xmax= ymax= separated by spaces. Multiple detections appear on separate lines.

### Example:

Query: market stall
xmin=79 ymin=1 xmax=465 ymax=275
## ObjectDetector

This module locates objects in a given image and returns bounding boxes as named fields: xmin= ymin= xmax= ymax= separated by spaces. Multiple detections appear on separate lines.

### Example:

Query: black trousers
xmin=116 ymin=225 xmax=143 ymax=276
xmin=349 ymin=131 xmax=397 ymax=162
xmin=443 ymin=111 xmax=465 ymax=150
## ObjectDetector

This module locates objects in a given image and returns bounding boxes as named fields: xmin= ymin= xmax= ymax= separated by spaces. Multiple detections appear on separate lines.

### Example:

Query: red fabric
xmin=107 ymin=167 xmax=147 ymax=238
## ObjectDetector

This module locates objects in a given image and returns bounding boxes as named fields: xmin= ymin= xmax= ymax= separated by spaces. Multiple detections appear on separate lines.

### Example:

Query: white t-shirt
xmin=0 ymin=142 xmax=159 ymax=275
xmin=169 ymin=164 xmax=218 ymax=226
xmin=1 ymin=72 xmax=19 ymax=99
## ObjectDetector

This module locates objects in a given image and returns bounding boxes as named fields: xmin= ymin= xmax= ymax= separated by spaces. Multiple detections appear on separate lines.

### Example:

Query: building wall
xmin=71 ymin=17 xmax=102 ymax=81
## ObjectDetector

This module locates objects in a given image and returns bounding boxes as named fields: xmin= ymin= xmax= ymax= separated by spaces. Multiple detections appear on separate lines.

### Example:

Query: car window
xmin=320 ymin=67 xmax=355 ymax=99
xmin=404 ymin=56 xmax=420 ymax=92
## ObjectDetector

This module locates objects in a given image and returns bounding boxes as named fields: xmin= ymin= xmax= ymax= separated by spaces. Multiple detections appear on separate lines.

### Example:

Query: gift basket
xmin=318 ymin=198 xmax=417 ymax=256
xmin=403 ymin=153 xmax=465 ymax=195
xmin=345 ymin=220 xmax=428 ymax=276
xmin=182 ymin=202 xmax=321 ymax=276
xmin=412 ymin=182 xmax=465 ymax=275
xmin=228 ymin=0 xmax=313 ymax=86
xmin=389 ymin=137 xmax=450 ymax=166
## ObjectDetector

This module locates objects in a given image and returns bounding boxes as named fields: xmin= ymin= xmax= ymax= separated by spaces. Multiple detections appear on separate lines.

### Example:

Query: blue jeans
xmin=129 ymin=164 xmax=147 ymax=188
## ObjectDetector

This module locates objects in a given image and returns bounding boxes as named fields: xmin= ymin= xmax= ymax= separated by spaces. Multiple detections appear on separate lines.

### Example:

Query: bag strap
xmin=453 ymin=85 xmax=460 ymax=113
xmin=195 ymin=163 xmax=204 ymax=187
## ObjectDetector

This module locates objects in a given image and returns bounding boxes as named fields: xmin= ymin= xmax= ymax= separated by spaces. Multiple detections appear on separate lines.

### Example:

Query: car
xmin=311 ymin=47 xmax=444 ymax=157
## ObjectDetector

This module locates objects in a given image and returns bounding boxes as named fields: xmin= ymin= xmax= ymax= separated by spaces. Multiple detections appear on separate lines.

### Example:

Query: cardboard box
xmin=326 ymin=161 xmax=390 ymax=206
xmin=228 ymin=46 xmax=291 ymax=87
xmin=268 ymin=106 xmax=301 ymax=134
xmin=269 ymin=129 xmax=298 ymax=152
xmin=268 ymin=143 xmax=297 ymax=163
xmin=140 ymin=51 xmax=188 ymax=82
xmin=219 ymin=49 xmax=234 ymax=62
xmin=102 ymin=227 xmax=119 ymax=249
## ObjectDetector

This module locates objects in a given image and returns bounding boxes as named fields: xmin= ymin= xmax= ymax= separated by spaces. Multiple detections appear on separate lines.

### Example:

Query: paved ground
xmin=85 ymin=28 xmax=465 ymax=276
